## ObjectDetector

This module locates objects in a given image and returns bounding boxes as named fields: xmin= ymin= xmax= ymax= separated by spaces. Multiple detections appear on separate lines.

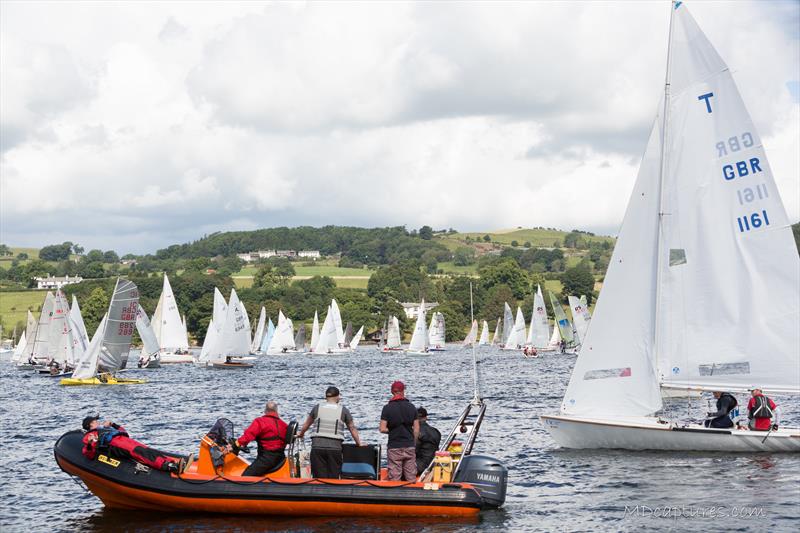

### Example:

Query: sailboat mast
xmin=470 ymin=282 xmax=481 ymax=403
xmin=653 ymin=0 xmax=678 ymax=378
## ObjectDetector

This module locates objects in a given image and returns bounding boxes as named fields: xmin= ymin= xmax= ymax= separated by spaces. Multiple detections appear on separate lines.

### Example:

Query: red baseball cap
xmin=391 ymin=380 xmax=405 ymax=393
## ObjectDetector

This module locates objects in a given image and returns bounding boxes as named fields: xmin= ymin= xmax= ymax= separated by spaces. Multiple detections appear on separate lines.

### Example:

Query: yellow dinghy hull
xmin=60 ymin=375 xmax=147 ymax=386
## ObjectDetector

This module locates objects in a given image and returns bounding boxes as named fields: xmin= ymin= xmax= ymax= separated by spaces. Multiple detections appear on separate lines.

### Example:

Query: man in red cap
xmin=380 ymin=380 xmax=419 ymax=481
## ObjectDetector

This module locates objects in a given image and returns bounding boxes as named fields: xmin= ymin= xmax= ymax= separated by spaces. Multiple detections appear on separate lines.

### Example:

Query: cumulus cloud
xmin=0 ymin=1 xmax=797 ymax=254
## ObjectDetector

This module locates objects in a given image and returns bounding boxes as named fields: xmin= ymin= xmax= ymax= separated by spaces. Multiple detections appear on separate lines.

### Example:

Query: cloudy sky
xmin=1 ymin=1 xmax=798 ymax=254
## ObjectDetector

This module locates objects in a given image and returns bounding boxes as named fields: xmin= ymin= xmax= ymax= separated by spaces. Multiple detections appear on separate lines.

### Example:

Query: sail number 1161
xmin=736 ymin=210 xmax=770 ymax=233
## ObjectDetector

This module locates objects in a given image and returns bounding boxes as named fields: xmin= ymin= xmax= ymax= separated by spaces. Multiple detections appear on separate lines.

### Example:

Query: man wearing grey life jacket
xmin=297 ymin=386 xmax=363 ymax=478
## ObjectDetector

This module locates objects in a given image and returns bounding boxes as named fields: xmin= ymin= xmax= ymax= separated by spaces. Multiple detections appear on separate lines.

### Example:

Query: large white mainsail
xmin=19 ymin=310 xmax=37 ymax=364
xmin=98 ymin=279 xmax=140 ymax=373
xmin=501 ymin=303 xmax=514 ymax=345
xmin=386 ymin=316 xmax=401 ymax=349
xmin=491 ymin=318 xmax=502 ymax=345
xmin=12 ymin=329 xmax=27 ymax=363
xmin=71 ymin=314 xmax=108 ymax=380
xmin=330 ymin=299 xmax=345 ymax=347
xmin=30 ymin=291 xmax=55 ymax=362
xmin=69 ymin=295 xmax=90 ymax=351
xmin=568 ymin=296 xmax=591 ymax=346
xmin=156 ymin=274 xmax=189 ymax=352
xmin=48 ymin=290 xmax=75 ymax=366
xmin=528 ymin=285 xmax=551 ymax=348
xmin=314 ymin=307 xmax=337 ymax=354
xmin=478 ymin=320 xmax=489 ymax=345
xmin=310 ymin=311 xmax=320 ymax=351
xmin=503 ymin=307 xmax=526 ymax=350
xmin=199 ymin=318 xmax=218 ymax=363
xmin=251 ymin=307 xmax=266 ymax=353
xmin=407 ymin=300 xmax=429 ymax=353
xmin=135 ymin=303 xmax=161 ymax=360
xmin=212 ymin=288 xmax=228 ymax=330
xmin=428 ymin=312 xmax=446 ymax=349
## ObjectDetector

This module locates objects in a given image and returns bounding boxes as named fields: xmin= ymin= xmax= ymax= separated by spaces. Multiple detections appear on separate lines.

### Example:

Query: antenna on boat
xmin=470 ymin=282 xmax=482 ymax=405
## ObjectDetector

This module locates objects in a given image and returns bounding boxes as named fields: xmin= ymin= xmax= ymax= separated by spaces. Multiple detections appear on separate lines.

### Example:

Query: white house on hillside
xmin=34 ymin=275 xmax=83 ymax=290
xmin=401 ymin=301 xmax=439 ymax=319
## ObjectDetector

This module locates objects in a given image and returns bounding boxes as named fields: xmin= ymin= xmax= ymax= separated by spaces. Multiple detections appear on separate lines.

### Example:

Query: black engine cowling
xmin=452 ymin=455 xmax=507 ymax=508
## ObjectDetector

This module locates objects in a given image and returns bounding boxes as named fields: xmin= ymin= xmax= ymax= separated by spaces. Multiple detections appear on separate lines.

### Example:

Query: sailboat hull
xmin=159 ymin=352 xmax=194 ymax=364
xmin=541 ymin=415 xmax=800 ymax=453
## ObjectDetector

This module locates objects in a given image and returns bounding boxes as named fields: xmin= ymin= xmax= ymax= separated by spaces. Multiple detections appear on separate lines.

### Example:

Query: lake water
xmin=1 ymin=347 xmax=798 ymax=532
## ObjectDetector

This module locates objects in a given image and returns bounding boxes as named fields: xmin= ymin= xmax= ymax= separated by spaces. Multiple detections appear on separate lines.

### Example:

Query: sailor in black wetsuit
xmin=704 ymin=391 xmax=738 ymax=428
xmin=415 ymin=407 xmax=441 ymax=475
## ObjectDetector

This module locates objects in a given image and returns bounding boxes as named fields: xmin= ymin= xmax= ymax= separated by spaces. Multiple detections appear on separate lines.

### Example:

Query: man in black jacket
xmin=704 ymin=391 xmax=738 ymax=428
xmin=415 ymin=407 xmax=441 ymax=475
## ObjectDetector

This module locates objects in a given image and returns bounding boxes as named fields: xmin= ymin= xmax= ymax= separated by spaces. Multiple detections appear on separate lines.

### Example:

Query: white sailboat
xmin=29 ymin=291 xmax=55 ymax=365
xmin=548 ymin=292 xmax=575 ymax=350
xmin=490 ymin=318 xmax=502 ymax=346
xmin=567 ymin=295 xmax=591 ymax=348
xmin=259 ymin=317 xmax=275 ymax=354
xmin=155 ymin=274 xmax=192 ymax=363
xmin=63 ymin=279 xmax=146 ymax=385
xmin=462 ymin=320 xmax=478 ymax=347
xmin=310 ymin=311 xmax=320 ymax=352
xmin=266 ymin=311 xmax=297 ymax=355
xmin=349 ymin=326 xmax=364 ymax=350
xmin=428 ymin=312 xmax=446 ymax=351
xmin=40 ymin=289 xmax=75 ymax=375
xmin=310 ymin=306 xmax=338 ymax=354
xmin=135 ymin=304 xmax=161 ymax=368
xmin=478 ymin=320 xmax=489 ymax=346
xmin=330 ymin=299 xmax=346 ymax=348
xmin=542 ymin=1 xmax=800 ymax=452
xmin=502 ymin=307 xmax=526 ymax=351
xmin=527 ymin=285 xmax=554 ymax=352
xmin=69 ymin=295 xmax=90 ymax=357
xmin=406 ymin=299 xmax=430 ymax=355
xmin=11 ymin=329 xmax=27 ymax=363
xmin=200 ymin=289 xmax=253 ymax=368
xmin=15 ymin=311 xmax=37 ymax=369
xmin=382 ymin=316 xmax=402 ymax=352
xmin=251 ymin=307 xmax=267 ymax=354
xmin=501 ymin=303 xmax=514 ymax=347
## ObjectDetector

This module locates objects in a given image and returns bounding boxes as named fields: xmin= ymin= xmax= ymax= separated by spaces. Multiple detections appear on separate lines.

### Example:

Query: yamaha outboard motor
xmin=453 ymin=455 xmax=508 ymax=508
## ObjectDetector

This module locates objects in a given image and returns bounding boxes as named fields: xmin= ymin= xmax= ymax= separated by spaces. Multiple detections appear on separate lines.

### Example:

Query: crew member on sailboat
xmin=747 ymin=388 xmax=779 ymax=431
xmin=704 ymin=391 xmax=737 ymax=429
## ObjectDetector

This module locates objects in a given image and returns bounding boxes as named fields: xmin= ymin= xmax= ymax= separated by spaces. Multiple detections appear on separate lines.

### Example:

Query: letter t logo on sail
xmin=698 ymin=92 xmax=714 ymax=113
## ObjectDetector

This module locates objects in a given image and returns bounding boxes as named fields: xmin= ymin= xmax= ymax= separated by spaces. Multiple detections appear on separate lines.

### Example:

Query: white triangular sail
xmin=20 ymin=310 xmax=37 ymax=363
xmin=72 ymin=314 xmax=108 ymax=380
xmin=528 ymin=285 xmax=551 ymax=348
xmin=478 ymin=320 xmax=489 ymax=345
xmin=251 ymin=307 xmax=266 ymax=353
xmin=267 ymin=311 xmax=296 ymax=354
xmin=135 ymin=303 xmax=161 ymax=359
xmin=97 ymin=279 xmax=139 ymax=373
xmin=330 ymin=299 xmax=345 ymax=347
xmin=428 ymin=312 xmax=446 ymax=348
xmin=156 ymin=274 xmax=189 ymax=351
xmin=314 ymin=307 xmax=337 ymax=353
xmin=310 ymin=311 xmax=320 ymax=351
xmin=349 ymin=326 xmax=364 ymax=349
xmin=568 ymin=296 xmax=591 ymax=345
xmin=12 ymin=329 xmax=27 ymax=363
xmin=260 ymin=318 xmax=275 ymax=353
xmin=653 ymin=5 xmax=799 ymax=394
xmin=491 ymin=318 xmax=501 ymax=345
xmin=386 ymin=316 xmax=401 ymax=349
xmin=408 ymin=300 xmax=428 ymax=352
xmin=503 ymin=307 xmax=526 ymax=350
xmin=212 ymin=288 xmax=228 ymax=330
xmin=462 ymin=320 xmax=478 ymax=346
xmin=549 ymin=292 xmax=575 ymax=345
xmin=48 ymin=290 xmax=74 ymax=366
xmin=30 ymin=291 xmax=55 ymax=362
xmin=70 ymin=296 xmax=90 ymax=351
xmin=206 ymin=289 xmax=251 ymax=363
xmin=501 ymin=303 xmax=514 ymax=345
xmin=199 ymin=318 xmax=218 ymax=363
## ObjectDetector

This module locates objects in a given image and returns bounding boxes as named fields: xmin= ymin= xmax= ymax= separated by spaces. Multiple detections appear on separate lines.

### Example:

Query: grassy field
xmin=0 ymin=290 xmax=46 ymax=331
xmin=233 ymin=275 xmax=370 ymax=290
xmin=235 ymin=264 xmax=374 ymax=278
xmin=438 ymin=261 xmax=478 ymax=275
xmin=436 ymin=228 xmax=614 ymax=250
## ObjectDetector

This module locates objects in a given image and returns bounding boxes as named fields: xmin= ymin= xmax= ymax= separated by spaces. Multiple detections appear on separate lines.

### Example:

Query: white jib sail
xmin=251 ymin=307 xmax=266 ymax=353
xmin=70 ymin=295 xmax=90 ymax=351
xmin=386 ymin=316 xmax=401 ymax=349
xmin=529 ymin=285 xmax=551 ymax=348
xmin=330 ymin=299 xmax=345 ymax=347
xmin=478 ymin=320 xmax=489 ymax=345
xmin=199 ymin=318 xmax=217 ymax=363
xmin=12 ymin=330 xmax=27 ymax=363
xmin=72 ymin=314 xmax=108 ymax=380
xmin=491 ymin=318 xmax=501 ymax=345
xmin=502 ymin=303 xmax=514 ymax=344
xmin=568 ymin=296 xmax=591 ymax=345
xmin=157 ymin=274 xmax=189 ymax=351
xmin=310 ymin=311 xmax=320 ymax=351
xmin=349 ymin=326 xmax=364 ymax=349
xmin=408 ymin=300 xmax=428 ymax=352
xmin=136 ymin=303 xmax=161 ymax=358
xmin=504 ymin=307 xmax=526 ymax=349
xmin=463 ymin=320 xmax=478 ymax=346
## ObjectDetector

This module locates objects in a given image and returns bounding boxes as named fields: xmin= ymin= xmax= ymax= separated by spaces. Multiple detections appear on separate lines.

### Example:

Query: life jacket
xmin=97 ymin=427 xmax=127 ymax=448
xmin=314 ymin=401 xmax=344 ymax=440
xmin=750 ymin=395 xmax=774 ymax=419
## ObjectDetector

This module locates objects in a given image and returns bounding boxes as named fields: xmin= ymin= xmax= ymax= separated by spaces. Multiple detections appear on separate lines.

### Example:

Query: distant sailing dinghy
xmin=542 ymin=2 xmax=800 ymax=452
xmin=61 ymin=279 xmax=146 ymax=386
xmin=526 ymin=285 xmax=555 ymax=355
xmin=462 ymin=320 xmax=478 ymax=347
xmin=490 ymin=318 xmax=502 ymax=346
xmin=199 ymin=289 xmax=253 ymax=369
xmin=405 ymin=299 xmax=430 ymax=356
xmin=136 ymin=304 xmax=161 ymax=368
xmin=381 ymin=316 xmax=403 ymax=352
xmin=428 ymin=312 xmax=446 ymax=351
xmin=153 ymin=274 xmax=192 ymax=363
xmin=502 ymin=307 xmax=526 ymax=351
xmin=478 ymin=320 xmax=489 ymax=346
